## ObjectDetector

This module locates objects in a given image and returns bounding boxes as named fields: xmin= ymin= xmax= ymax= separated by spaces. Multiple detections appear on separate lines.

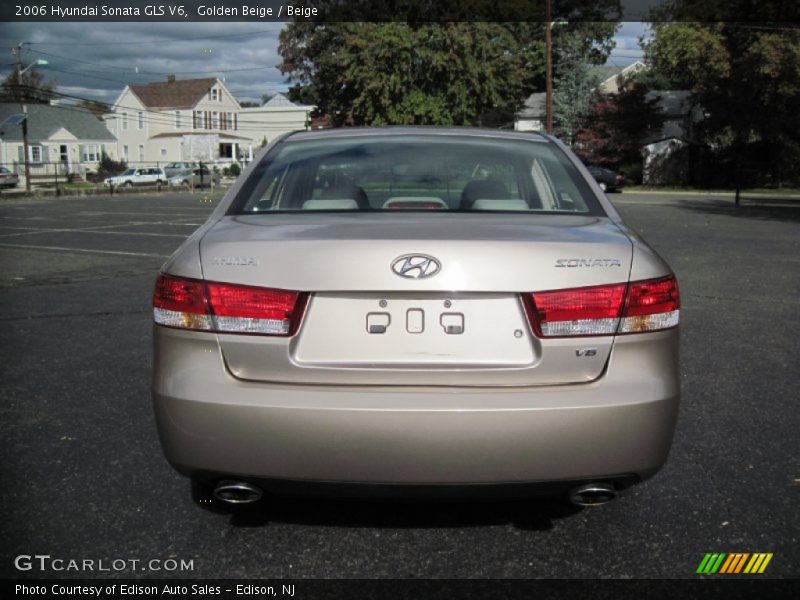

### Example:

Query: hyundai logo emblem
xmin=391 ymin=254 xmax=441 ymax=279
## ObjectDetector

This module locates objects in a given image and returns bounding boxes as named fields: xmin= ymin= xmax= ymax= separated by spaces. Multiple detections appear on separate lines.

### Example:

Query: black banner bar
xmin=2 ymin=1 xmax=800 ymax=23
xmin=5 ymin=579 xmax=798 ymax=600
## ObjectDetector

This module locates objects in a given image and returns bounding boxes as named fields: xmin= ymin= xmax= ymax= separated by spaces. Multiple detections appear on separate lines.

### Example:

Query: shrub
xmin=223 ymin=163 xmax=241 ymax=177
xmin=96 ymin=152 xmax=127 ymax=179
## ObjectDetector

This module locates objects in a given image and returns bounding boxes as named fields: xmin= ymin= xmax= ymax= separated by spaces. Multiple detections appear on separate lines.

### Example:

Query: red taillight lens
xmin=527 ymin=283 xmax=626 ymax=337
xmin=619 ymin=276 xmax=679 ymax=333
xmin=525 ymin=275 xmax=679 ymax=337
xmin=153 ymin=274 xmax=307 ymax=336
xmin=207 ymin=282 xmax=306 ymax=335
xmin=153 ymin=275 xmax=207 ymax=314
xmin=153 ymin=275 xmax=212 ymax=331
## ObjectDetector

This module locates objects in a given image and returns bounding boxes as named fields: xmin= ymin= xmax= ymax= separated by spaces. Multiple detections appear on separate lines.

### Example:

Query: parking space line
xmin=0 ymin=242 xmax=170 ymax=258
xmin=0 ymin=229 xmax=187 ymax=239
xmin=76 ymin=211 xmax=210 ymax=217
xmin=56 ymin=230 xmax=187 ymax=238
xmin=0 ymin=221 xmax=201 ymax=238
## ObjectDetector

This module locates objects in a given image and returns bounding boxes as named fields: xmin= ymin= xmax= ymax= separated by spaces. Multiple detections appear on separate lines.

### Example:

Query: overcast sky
xmin=0 ymin=22 xmax=647 ymax=105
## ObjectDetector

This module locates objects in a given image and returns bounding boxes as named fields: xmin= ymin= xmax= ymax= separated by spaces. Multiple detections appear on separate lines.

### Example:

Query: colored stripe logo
xmin=696 ymin=553 xmax=773 ymax=574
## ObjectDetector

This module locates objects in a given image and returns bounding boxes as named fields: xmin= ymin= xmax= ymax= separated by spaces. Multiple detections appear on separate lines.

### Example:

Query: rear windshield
xmin=230 ymin=134 xmax=603 ymax=215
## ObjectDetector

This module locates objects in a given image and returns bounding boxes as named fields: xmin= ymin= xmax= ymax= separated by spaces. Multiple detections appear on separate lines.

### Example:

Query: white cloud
xmin=0 ymin=22 xmax=288 ymax=103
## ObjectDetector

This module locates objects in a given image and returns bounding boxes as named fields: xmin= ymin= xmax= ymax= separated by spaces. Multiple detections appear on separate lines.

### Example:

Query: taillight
xmin=524 ymin=275 xmax=679 ymax=337
xmin=153 ymin=274 xmax=307 ymax=336
xmin=153 ymin=275 xmax=212 ymax=331
xmin=619 ymin=276 xmax=680 ymax=333
xmin=206 ymin=282 xmax=307 ymax=335
xmin=526 ymin=283 xmax=626 ymax=337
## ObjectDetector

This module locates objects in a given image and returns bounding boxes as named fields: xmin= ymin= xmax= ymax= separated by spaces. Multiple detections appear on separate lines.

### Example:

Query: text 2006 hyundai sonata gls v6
xmin=152 ymin=128 xmax=680 ymax=508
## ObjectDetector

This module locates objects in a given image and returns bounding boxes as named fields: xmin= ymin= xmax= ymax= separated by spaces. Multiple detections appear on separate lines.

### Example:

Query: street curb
xmin=623 ymin=189 xmax=800 ymax=199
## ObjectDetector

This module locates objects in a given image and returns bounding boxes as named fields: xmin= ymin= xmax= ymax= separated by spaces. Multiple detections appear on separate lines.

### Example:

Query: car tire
xmin=598 ymin=182 xmax=607 ymax=192
xmin=125 ymin=181 xmax=133 ymax=188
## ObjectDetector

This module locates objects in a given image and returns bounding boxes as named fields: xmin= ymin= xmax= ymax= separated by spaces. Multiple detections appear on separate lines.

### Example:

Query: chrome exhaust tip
xmin=568 ymin=483 xmax=618 ymax=506
xmin=213 ymin=480 xmax=263 ymax=505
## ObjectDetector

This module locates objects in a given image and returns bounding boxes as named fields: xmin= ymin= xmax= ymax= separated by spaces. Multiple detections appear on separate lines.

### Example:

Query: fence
xmin=0 ymin=159 xmax=246 ymax=191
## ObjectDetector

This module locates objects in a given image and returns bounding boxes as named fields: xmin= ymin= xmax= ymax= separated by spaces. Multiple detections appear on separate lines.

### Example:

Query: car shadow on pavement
xmin=676 ymin=198 xmax=800 ymax=222
xmin=217 ymin=496 xmax=582 ymax=531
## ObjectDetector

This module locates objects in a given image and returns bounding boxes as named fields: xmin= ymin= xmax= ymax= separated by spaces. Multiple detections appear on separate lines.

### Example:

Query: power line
xmin=10 ymin=84 xmax=311 ymax=133
xmin=21 ymin=66 xmax=281 ymax=102
xmin=27 ymin=48 xmax=278 ymax=76
xmin=44 ymin=66 xmax=145 ymax=87
xmin=24 ymin=28 xmax=279 ymax=47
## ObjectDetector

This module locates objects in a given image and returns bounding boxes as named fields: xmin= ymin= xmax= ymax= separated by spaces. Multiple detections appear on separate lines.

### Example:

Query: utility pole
xmin=545 ymin=0 xmax=553 ymax=134
xmin=12 ymin=43 xmax=31 ymax=193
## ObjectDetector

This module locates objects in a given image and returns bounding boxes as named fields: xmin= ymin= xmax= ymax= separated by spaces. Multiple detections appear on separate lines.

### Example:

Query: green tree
xmin=279 ymin=18 xmax=617 ymax=128
xmin=96 ymin=151 xmax=126 ymax=178
xmin=644 ymin=11 xmax=800 ymax=192
xmin=0 ymin=69 xmax=55 ymax=104
xmin=280 ymin=23 xmax=527 ymax=127
xmin=553 ymin=32 xmax=601 ymax=144
xmin=77 ymin=99 xmax=110 ymax=119
xmin=574 ymin=81 xmax=665 ymax=181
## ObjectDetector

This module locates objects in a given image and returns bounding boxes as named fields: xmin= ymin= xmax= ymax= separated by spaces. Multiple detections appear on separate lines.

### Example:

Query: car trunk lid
xmin=199 ymin=213 xmax=632 ymax=386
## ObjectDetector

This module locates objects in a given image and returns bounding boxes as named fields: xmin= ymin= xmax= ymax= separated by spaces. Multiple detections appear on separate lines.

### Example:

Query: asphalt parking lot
xmin=1 ymin=190 xmax=798 ymax=579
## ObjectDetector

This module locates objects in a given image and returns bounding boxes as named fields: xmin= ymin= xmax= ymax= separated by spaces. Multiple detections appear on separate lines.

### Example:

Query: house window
xmin=82 ymin=144 xmax=100 ymax=162
xmin=175 ymin=111 xmax=181 ymax=128
xmin=138 ymin=111 xmax=144 ymax=130
xmin=138 ymin=145 xmax=144 ymax=162
xmin=122 ymin=145 xmax=128 ymax=159
xmin=29 ymin=145 xmax=42 ymax=163
xmin=211 ymin=88 xmax=219 ymax=102
xmin=160 ymin=148 xmax=167 ymax=157
xmin=122 ymin=112 xmax=128 ymax=130
xmin=212 ymin=112 xmax=219 ymax=129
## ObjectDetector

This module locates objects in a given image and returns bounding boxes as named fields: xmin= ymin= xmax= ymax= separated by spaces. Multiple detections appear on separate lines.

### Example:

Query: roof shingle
xmin=128 ymin=77 xmax=217 ymax=109
xmin=0 ymin=103 xmax=115 ymax=142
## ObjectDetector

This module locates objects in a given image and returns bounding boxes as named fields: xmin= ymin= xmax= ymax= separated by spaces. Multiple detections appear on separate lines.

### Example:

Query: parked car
xmin=168 ymin=167 xmax=220 ymax=188
xmin=0 ymin=166 xmax=19 ymax=188
xmin=152 ymin=128 xmax=680 ymax=509
xmin=104 ymin=168 xmax=166 ymax=188
xmin=164 ymin=162 xmax=198 ymax=178
xmin=586 ymin=165 xmax=625 ymax=192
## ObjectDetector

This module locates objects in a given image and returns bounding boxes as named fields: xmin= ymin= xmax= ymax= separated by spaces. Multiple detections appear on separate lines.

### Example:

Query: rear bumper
xmin=152 ymin=326 xmax=680 ymax=487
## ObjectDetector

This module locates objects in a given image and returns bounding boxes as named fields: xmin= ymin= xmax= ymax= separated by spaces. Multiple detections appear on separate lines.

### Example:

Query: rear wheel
xmin=598 ymin=182 xmax=607 ymax=192
xmin=125 ymin=181 xmax=133 ymax=188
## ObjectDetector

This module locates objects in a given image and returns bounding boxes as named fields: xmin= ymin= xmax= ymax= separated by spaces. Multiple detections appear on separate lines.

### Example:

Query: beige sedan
xmin=152 ymin=128 xmax=680 ymax=509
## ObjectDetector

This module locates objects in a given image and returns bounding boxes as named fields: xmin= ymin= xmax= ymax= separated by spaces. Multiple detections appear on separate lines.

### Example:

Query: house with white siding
xmin=239 ymin=93 xmax=316 ymax=147
xmin=0 ymin=102 xmax=117 ymax=183
xmin=104 ymin=76 xmax=314 ymax=165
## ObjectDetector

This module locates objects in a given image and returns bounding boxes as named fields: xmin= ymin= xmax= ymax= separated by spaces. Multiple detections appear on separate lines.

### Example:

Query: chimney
xmin=166 ymin=74 xmax=176 ymax=83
